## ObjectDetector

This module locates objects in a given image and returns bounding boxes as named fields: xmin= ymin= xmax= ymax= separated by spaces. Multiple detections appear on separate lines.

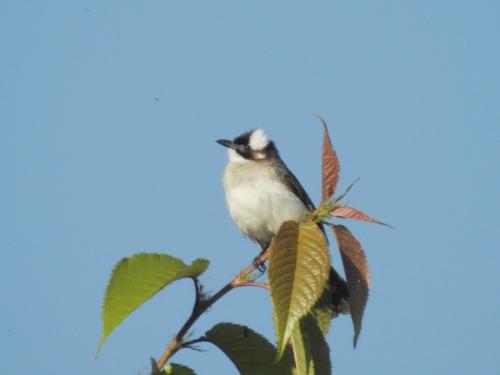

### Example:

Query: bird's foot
xmin=253 ymin=256 xmax=267 ymax=273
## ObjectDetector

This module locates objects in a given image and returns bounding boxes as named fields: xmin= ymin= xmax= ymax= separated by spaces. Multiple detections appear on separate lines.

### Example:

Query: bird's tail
xmin=328 ymin=266 xmax=350 ymax=315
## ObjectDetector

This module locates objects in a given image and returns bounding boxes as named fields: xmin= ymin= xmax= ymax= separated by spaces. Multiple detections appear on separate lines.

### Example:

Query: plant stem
xmin=238 ymin=282 xmax=269 ymax=290
xmin=180 ymin=336 xmax=209 ymax=350
xmin=152 ymin=247 xmax=271 ymax=373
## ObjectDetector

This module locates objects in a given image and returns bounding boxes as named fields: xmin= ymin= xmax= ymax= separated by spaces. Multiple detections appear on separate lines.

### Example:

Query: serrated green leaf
xmin=162 ymin=363 xmax=196 ymax=375
xmin=268 ymin=221 xmax=331 ymax=358
xmin=310 ymin=296 xmax=334 ymax=337
xmin=311 ymin=267 xmax=351 ymax=335
xmin=290 ymin=315 xmax=331 ymax=375
xmin=310 ymin=277 xmax=337 ymax=336
xmin=97 ymin=253 xmax=209 ymax=356
xmin=206 ymin=323 xmax=293 ymax=375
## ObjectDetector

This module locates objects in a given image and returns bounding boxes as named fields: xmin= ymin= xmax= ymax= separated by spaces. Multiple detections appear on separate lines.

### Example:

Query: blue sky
xmin=2 ymin=1 xmax=499 ymax=374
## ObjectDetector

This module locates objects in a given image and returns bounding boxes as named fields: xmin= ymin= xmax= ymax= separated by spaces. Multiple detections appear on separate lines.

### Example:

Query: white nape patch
xmin=249 ymin=129 xmax=269 ymax=150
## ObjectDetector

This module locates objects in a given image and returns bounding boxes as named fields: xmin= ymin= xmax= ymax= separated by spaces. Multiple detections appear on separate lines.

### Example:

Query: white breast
xmin=222 ymin=159 xmax=308 ymax=248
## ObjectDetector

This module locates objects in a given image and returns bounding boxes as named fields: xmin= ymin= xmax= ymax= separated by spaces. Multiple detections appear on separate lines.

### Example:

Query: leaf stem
xmin=180 ymin=336 xmax=209 ymax=351
xmin=151 ymin=247 xmax=272 ymax=373
xmin=238 ymin=282 xmax=269 ymax=290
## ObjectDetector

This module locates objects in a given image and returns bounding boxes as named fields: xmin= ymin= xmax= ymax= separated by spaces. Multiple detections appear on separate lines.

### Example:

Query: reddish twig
xmin=238 ymin=282 xmax=269 ymax=290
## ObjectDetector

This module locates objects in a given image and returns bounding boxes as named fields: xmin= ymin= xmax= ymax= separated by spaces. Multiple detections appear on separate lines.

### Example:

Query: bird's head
xmin=217 ymin=129 xmax=277 ymax=162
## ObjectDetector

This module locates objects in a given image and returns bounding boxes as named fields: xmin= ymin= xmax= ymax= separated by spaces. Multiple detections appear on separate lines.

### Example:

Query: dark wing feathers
xmin=272 ymin=156 xmax=329 ymax=240
xmin=274 ymin=158 xmax=316 ymax=210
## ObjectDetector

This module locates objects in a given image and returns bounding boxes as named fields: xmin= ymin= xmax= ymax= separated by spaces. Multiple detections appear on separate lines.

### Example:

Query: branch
xmin=151 ymin=247 xmax=272 ymax=373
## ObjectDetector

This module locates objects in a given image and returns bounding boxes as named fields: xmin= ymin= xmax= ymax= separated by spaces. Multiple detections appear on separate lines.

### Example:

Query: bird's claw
xmin=253 ymin=256 xmax=267 ymax=273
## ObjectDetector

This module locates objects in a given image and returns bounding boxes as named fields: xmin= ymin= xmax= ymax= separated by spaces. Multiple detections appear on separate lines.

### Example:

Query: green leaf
xmin=205 ymin=323 xmax=293 ymax=375
xmin=268 ymin=221 xmax=331 ymax=358
xmin=311 ymin=266 xmax=352 ymax=336
xmin=151 ymin=357 xmax=162 ymax=375
xmin=309 ymin=295 xmax=335 ymax=337
xmin=289 ymin=315 xmax=331 ymax=375
xmin=162 ymin=363 xmax=196 ymax=375
xmin=97 ymin=253 xmax=209 ymax=356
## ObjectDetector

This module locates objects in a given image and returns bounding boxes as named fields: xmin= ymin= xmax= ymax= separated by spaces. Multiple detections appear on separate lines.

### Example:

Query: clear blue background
xmin=2 ymin=1 xmax=499 ymax=374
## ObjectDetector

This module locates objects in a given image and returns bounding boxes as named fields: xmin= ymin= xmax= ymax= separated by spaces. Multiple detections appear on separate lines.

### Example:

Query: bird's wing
xmin=274 ymin=157 xmax=316 ymax=210
xmin=273 ymin=157 xmax=332 ymax=244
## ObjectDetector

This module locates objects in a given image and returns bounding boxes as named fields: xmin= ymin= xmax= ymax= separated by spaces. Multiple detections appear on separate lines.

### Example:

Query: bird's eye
xmin=244 ymin=144 xmax=251 ymax=151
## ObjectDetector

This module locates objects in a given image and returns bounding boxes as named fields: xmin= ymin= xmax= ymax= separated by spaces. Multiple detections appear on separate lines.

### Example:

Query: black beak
xmin=216 ymin=139 xmax=233 ymax=148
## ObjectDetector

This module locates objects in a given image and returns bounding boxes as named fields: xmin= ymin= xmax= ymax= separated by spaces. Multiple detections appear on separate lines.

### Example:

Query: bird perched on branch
xmin=217 ymin=128 xmax=349 ymax=315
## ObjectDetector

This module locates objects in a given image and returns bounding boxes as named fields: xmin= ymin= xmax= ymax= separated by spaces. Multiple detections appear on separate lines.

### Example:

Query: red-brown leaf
xmin=332 ymin=206 xmax=392 ymax=227
xmin=316 ymin=114 xmax=340 ymax=203
xmin=328 ymin=224 xmax=370 ymax=347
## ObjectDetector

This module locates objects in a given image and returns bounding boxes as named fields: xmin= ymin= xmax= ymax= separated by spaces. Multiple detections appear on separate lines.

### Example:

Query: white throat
xmin=227 ymin=148 xmax=249 ymax=163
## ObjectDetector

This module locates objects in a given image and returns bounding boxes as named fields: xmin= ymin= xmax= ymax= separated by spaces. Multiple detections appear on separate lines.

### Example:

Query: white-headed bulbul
xmin=217 ymin=128 xmax=350 ymax=314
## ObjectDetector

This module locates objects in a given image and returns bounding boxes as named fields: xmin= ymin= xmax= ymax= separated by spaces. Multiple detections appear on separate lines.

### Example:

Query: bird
xmin=217 ymin=128 xmax=350 ymax=315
